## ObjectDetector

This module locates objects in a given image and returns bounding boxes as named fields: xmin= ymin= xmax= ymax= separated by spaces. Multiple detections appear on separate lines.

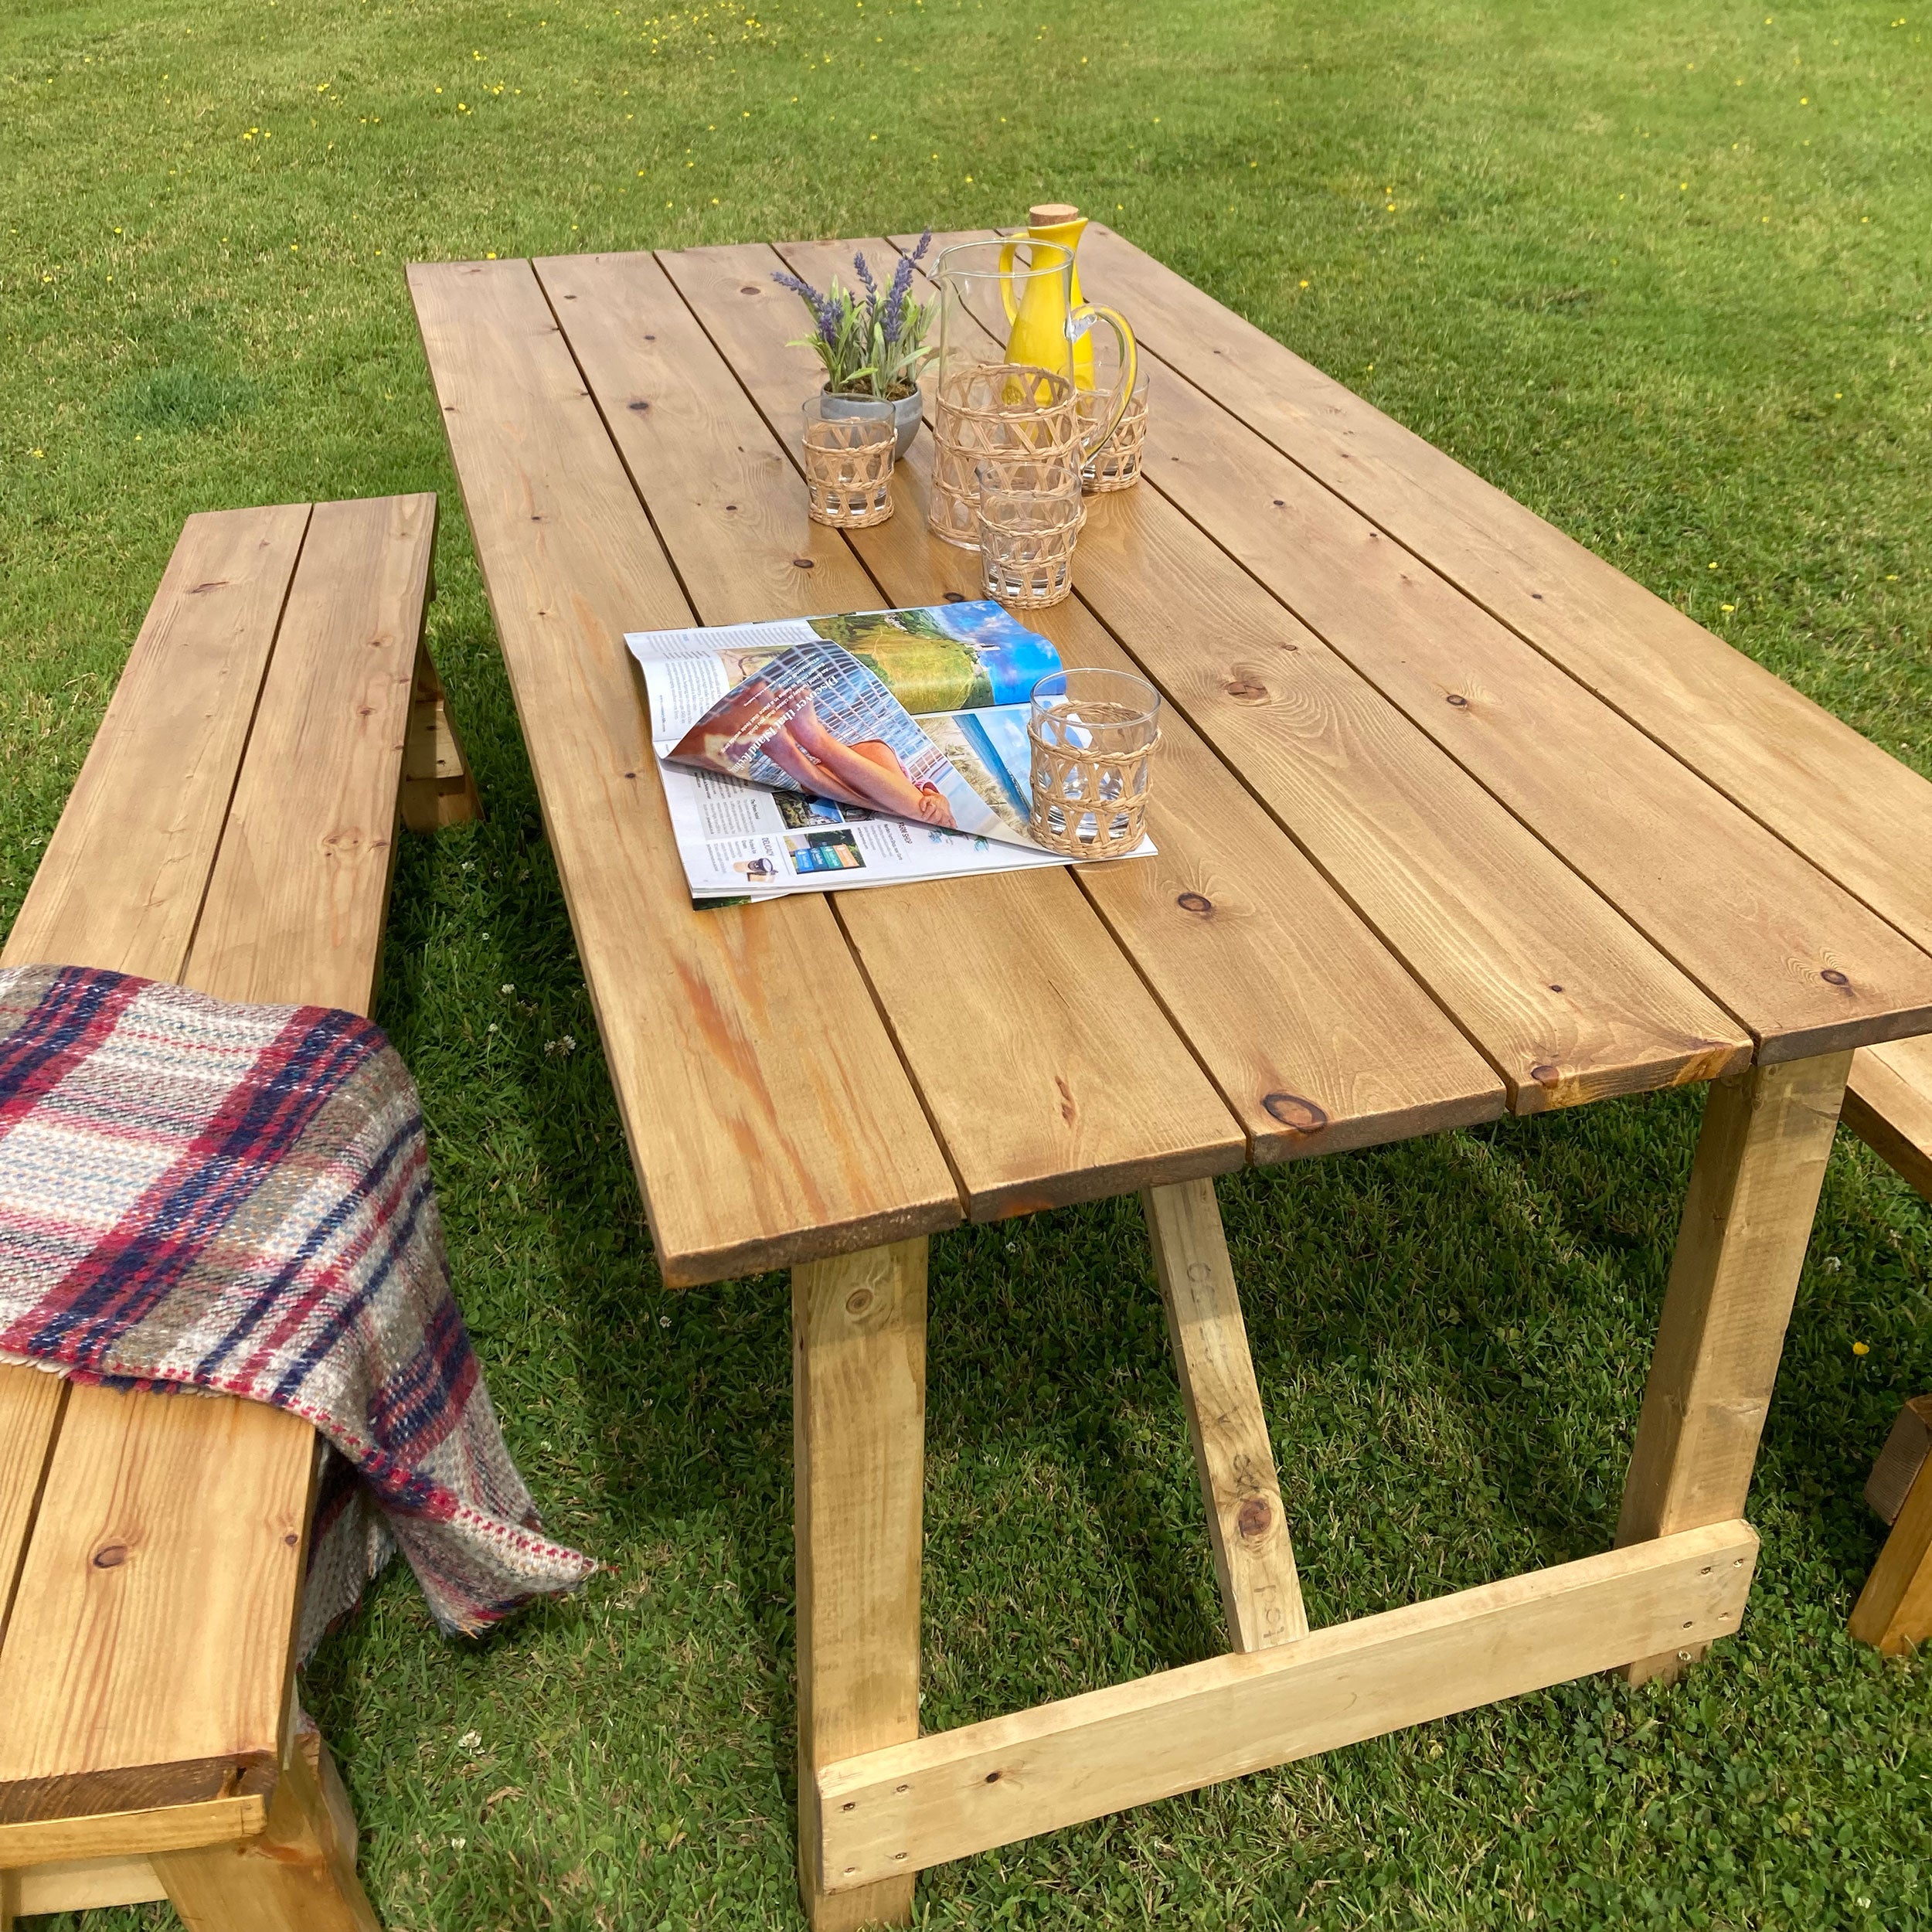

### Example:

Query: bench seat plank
xmin=185 ymin=492 xmax=437 ymax=1014
xmin=0 ymin=1371 xmax=65 ymax=1648
xmin=408 ymin=257 xmax=961 ymax=1284
xmin=0 ymin=1382 xmax=314 ymax=1858
xmin=1845 ymin=1038 xmax=1932 ymax=1201
xmin=2 ymin=505 xmax=311 ymax=987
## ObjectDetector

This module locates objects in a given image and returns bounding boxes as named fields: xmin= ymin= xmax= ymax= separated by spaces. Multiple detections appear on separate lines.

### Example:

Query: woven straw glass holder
xmin=930 ymin=363 xmax=1080 ymax=549
xmin=1026 ymin=668 xmax=1162 ymax=858
xmin=801 ymin=410 xmax=895 ymax=528
xmin=1078 ymin=376 xmax=1151 ymax=493
xmin=979 ymin=486 xmax=1080 ymax=611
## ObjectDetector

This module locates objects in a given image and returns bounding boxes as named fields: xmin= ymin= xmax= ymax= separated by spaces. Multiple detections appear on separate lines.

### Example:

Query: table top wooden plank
xmin=1121 ymin=355 xmax=1932 ymax=1062
xmin=2 ymin=505 xmax=310 ymax=985
xmin=534 ymin=247 xmax=1248 ymax=1211
xmin=184 ymin=493 xmax=434 ymax=1017
xmin=407 ymin=258 xmax=961 ymax=1284
xmin=866 ymin=235 xmax=1752 ymax=1111
xmin=661 ymin=238 xmax=1507 ymax=1158
xmin=1074 ymin=225 xmax=1932 ymax=964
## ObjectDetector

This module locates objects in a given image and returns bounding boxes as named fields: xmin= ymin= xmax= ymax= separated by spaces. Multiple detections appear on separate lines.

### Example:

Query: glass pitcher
xmin=927 ymin=239 xmax=1138 ymax=547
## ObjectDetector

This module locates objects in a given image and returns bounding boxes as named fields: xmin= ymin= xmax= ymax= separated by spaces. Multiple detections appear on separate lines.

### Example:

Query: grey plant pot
xmin=821 ymin=387 xmax=923 ymax=458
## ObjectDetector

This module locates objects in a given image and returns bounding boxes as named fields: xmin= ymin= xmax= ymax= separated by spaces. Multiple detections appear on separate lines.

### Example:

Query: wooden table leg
xmin=151 ymin=1728 xmax=380 ymax=1931
xmin=1142 ymin=1179 xmax=1307 ymax=1651
xmin=794 ymin=1237 xmax=927 ymax=1930
xmin=1616 ymin=1051 xmax=1852 ymax=1684
xmin=400 ymin=638 xmax=482 ymax=832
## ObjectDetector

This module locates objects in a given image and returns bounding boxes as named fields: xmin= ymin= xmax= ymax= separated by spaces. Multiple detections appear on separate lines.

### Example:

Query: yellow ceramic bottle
xmin=1000 ymin=202 xmax=1128 ymax=389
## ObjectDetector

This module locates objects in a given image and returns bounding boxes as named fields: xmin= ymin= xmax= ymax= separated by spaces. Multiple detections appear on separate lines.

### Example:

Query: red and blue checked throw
xmin=0 ymin=963 xmax=593 ymax=1652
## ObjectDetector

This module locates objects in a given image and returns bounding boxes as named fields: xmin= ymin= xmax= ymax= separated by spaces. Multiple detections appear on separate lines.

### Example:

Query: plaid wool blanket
xmin=0 ymin=964 xmax=592 ymax=1654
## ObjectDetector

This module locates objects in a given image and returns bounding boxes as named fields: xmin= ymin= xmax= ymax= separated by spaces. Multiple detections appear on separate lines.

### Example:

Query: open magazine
xmin=625 ymin=601 xmax=1154 ymax=905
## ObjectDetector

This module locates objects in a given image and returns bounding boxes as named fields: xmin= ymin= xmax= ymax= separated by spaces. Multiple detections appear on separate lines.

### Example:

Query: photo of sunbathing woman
xmin=751 ymin=696 xmax=955 ymax=827
xmin=671 ymin=640 xmax=971 ymax=832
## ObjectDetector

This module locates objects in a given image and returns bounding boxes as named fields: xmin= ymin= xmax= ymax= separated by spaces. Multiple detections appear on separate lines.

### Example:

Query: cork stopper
xmin=1029 ymin=202 xmax=1082 ymax=226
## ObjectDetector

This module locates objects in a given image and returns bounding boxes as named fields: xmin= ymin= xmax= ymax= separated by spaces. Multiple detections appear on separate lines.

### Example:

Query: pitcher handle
xmin=1070 ymin=304 xmax=1138 ymax=456
xmin=998 ymin=238 xmax=1020 ymax=325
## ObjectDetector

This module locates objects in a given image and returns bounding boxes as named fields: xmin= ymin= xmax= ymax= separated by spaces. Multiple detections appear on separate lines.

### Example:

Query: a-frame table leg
xmin=1616 ymin=1052 xmax=1852 ymax=1684
xmin=1143 ymin=1179 xmax=1307 ymax=1651
xmin=794 ymin=1237 xmax=927 ymax=1930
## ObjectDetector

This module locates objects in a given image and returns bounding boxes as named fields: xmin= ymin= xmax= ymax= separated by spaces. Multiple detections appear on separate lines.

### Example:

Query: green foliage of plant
xmin=3 ymin=0 xmax=1930 ymax=1927
xmin=774 ymin=236 xmax=935 ymax=398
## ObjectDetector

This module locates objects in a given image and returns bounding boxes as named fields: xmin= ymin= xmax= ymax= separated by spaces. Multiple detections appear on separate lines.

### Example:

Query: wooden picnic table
xmin=410 ymin=229 xmax=1932 ymax=1928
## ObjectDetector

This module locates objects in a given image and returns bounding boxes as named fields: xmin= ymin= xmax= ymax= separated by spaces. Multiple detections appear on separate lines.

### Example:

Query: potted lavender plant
xmin=774 ymin=232 xmax=934 ymax=457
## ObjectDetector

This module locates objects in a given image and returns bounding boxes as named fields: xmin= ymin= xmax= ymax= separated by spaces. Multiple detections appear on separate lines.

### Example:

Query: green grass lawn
xmin=5 ymin=0 xmax=1932 ymax=1924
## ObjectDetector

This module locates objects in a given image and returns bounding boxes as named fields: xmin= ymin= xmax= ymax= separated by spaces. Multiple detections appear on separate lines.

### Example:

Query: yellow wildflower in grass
xmin=1853 ymin=1342 xmax=1870 ymax=1356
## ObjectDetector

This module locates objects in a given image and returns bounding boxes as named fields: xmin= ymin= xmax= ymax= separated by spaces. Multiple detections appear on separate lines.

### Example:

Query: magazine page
xmin=623 ymin=603 xmax=1154 ymax=905
xmin=630 ymin=600 xmax=1060 ymax=725
xmin=665 ymin=637 xmax=1037 ymax=849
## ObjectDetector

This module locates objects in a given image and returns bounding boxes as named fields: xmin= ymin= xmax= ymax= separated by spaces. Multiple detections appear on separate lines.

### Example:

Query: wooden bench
xmin=0 ymin=495 xmax=478 ymax=1928
xmin=1844 ymin=1040 xmax=1932 ymax=1205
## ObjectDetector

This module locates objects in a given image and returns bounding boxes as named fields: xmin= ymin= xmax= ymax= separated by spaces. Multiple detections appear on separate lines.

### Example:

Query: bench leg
xmin=794 ymin=1237 xmax=927 ymax=1931
xmin=1850 ymin=1447 xmax=1932 ymax=1653
xmin=1615 ymin=1052 xmax=1851 ymax=1684
xmin=1 ymin=1866 xmax=16 ymax=1930
xmin=151 ymin=1728 xmax=380 ymax=1932
xmin=400 ymin=640 xmax=482 ymax=832
xmin=1142 ymin=1179 xmax=1306 ymax=1651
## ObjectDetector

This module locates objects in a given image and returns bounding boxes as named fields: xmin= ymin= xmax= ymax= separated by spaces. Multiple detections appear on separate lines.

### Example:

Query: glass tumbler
xmin=799 ymin=402 xmax=895 ymax=528
xmin=1027 ymin=668 xmax=1162 ymax=856
xmin=1078 ymin=374 xmax=1151 ymax=492
xmin=978 ymin=466 xmax=1082 ymax=611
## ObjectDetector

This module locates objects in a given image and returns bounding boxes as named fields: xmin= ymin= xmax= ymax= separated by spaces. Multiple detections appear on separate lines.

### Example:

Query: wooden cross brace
xmin=794 ymin=1052 xmax=1850 ymax=1924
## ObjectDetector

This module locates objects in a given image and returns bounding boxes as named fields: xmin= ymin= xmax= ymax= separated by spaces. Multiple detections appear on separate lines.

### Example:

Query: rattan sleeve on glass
xmin=801 ymin=417 xmax=896 ymax=528
xmin=930 ymin=364 xmax=1080 ymax=548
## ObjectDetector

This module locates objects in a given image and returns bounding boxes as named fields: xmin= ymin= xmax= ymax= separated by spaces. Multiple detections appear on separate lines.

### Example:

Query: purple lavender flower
xmin=881 ymin=232 xmax=930 ymax=346
xmin=882 ymin=253 xmax=914 ymax=345
xmin=852 ymin=250 xmax=879 ymax=299
xmin=771 ymin=269 xmax=841 ymax=348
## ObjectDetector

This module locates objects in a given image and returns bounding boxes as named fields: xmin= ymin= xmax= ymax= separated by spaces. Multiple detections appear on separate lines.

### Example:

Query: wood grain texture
xmin=666 ymin=238 xmax=1505 ymax=1159
xmin=9 ymin=1851 xmax=165 ymax=1913
xmin=0 ymin=1381 xmax=314 ymax=1798
xmin=409 ymin=257 xmax=959 ymax=1284
xmin=1 ymin=1798 xmax=267 ymax=1872
xmin=816 ymin=1520 xmax=1758 ymax=1889
xmin=152 ymin=1726 xmax=380 ymax=1932
xmin=1842 ymin=1035 xmax=1932 ymax=1202
xmin=1073 ymin=224 xmax=1932 ymax=962
xmin=539 ymin=247 xmax=1247 ymax=1212
xmin=1863 ymin=1394 xmax=1932 ymax=1525
xmin=1617 ymin=1053 xmax=1851 ymax=1682
xmin=0 ymin=1369 xmax=65 ymax=1653
xmin=861 ymin=238 xmax=1748 ymax=1115
xmin=1142 ymin=1179 xmax=1306 ymax=1651
xmin=1115 ymin=349 xmax=1932 ymax=1063
xmin=794 ymin=1240 xmax=927 ymax=1930
xmin=184 ymin=493 xmax=435 ymax=1015
xmin=1849 ymin=1449 xmax=1932 ymax=1655
xmin=2 ymin=505 xmax=309 ymax=984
